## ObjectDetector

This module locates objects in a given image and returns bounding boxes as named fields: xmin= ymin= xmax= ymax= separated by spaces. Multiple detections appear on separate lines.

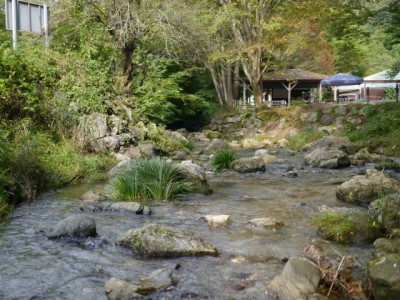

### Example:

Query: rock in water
xmin=137 ymin=268 xmax=175 ymax=295
xmin=47 ymin=215 xmax=97 ymax=239
xmin=105 ymin=278 xmax=146 ymax=300
xmin=202 ymin=215 xmax=230 ymax=227
xmin=79 ymin=190 xmax=106 ymax=202
xmin=115 ymin=224 xmax=218 ymax=258
xmin=269 ymin=257 xmax=321 ymax=300
xmin=304 ymin=149 xmax=350 ymax=169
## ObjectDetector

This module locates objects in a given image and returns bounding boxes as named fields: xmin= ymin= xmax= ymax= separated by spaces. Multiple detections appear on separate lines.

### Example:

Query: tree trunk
xmin=121 ymin=41 xmax=136 ymax=92
xmin=233 ymin=61 xmax=240 ymax=100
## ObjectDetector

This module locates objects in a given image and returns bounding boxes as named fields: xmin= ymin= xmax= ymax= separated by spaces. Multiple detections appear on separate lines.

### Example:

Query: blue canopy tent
xmin=321 ymin=73 xmax=364 ymax=102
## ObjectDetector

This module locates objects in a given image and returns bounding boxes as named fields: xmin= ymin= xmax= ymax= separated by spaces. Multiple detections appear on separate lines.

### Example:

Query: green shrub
xmin=210 ymin=148 xmax=238 ymax=171
xmin=146 ymin=125 xmax=186 ymax=156
xmin=287 ymin=128 xmax=327 ymax=151
xmin=106 ymin=158 xmax=193 ymax=201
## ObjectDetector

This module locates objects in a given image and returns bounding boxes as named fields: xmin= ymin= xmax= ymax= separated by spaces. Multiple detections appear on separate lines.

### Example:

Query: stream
xmin=0 ymin=149 xmax=388 ymax=300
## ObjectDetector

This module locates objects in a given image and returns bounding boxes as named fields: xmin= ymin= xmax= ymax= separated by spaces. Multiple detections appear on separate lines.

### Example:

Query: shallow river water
xmin=0 ymin=149 xmax=390 ymax=300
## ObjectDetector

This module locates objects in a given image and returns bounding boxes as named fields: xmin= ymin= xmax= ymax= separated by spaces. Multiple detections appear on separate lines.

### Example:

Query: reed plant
xmin=107 ymin=157 xmax=193 ymax=201
xmin=210 ymin=148 xmax=238 ymax=171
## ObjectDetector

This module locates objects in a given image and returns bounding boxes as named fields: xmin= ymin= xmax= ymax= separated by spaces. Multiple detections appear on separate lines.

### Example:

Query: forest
xmin=0 ymin=0 xmax=399 ymax=219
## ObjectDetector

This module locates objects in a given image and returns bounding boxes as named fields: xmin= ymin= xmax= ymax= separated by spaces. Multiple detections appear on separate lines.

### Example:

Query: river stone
xmin=254 ymin=149 xmax=269 ymax=157
xmin=164 ymin=130 xmax=189 ymax=143
xmin=370 ymin=192 xmax=400 ymax=230
xmin=107 ymin=159 xmax=131 ymax=178
xmin=178 ymin=160 xmax=212 ymax=195
xmin=302 ymin=136 xmax=357 ymax=154
xmin=202 ymin=215 xmax=230 ymax=227
xmin=104 ymin=278 xmax=146 ymax=300
xmin=277 ymin=138 xmax=288 ymax=148
xmin=137 ymin=268 xmax=175 ymax=295
xmin=232 ymin=156 xmax=265 ymax=173
xmin=351 ymin=147 xmax=381 ymax=164
xmin=269 ymin=257 xmax=321 ymax=300
xmin=336 ymin=169 xmax=400 ymax=205
xmin=115 ymin=224 xmax=219 ymax=258
xmin=368 ymin=254 xmax=400 ymax=300
xmin=304 ymin=149 xmax=350 ymax=169
xmin=249 ymin=217 xmax=284 ymax=227
xmin=102 ymin=202 xmax=151 ymax=215
xmin=262 ymin=154 xmax=278 ymax=164
xmin=47 ymin=215 xmax=97 ymax=239
xmin=79 ymin=190 xmax=106 ymax=202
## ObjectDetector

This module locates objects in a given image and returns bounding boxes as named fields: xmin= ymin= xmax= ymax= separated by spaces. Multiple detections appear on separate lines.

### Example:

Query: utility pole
xmin=11 ymin=0 xmax=17 ymax=50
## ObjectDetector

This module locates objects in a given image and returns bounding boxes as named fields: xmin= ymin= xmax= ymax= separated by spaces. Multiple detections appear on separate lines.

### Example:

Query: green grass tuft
xmin=210 ymin=148 xmax=238 ymax=171
xmin=106 ymin=157 xmax=193 ymax=201
xmin=287 ymin=128 xmax=327 ymax=151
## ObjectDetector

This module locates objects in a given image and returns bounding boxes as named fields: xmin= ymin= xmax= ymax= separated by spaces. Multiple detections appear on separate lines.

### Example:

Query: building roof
xmin=262 ymin=68 xmax=327 ymax=82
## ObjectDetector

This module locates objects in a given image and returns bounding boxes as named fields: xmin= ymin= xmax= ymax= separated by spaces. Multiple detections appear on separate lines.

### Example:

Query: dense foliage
xmin=0 ymin=0 xmax=399 ymax=220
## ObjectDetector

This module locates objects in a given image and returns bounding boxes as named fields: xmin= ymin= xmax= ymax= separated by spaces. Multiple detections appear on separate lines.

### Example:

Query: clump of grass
xmin=287 ymin=128 xmax=326 ymax=151
xmin=106 ymin=157 xmax=193 ymax=201
xmin=210 ymin=148 xmax=238 ymax=171
xmin=312 ymin=211 xmax=380 ymax=244
xmin=313 ymin=212 xmax=355 ymax=244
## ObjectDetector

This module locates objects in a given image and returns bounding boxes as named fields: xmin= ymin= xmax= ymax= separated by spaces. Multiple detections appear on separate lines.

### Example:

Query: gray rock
xmin=115 ymin=224 xmax=218 ymax=258
xmin=47 ymin=215 xmax=97 ymax=239
xmin=202 ymin=215 xmax=230 ymax=227
xmin=179 ymin=160 xmax=212 ymax=195
xmin=301 ymin=112 xmax=318 ymax=122
xmin=137 ymin=268 xmax=175 ymax=295
xmin=103 ymin=202 xmax=151 ymax=215
xmin=204 ymin=138 xmax=228 ymax=152
xmin=249 ymin=217 xmax=284 ymax=227
xmin=164 ymin=130 xmax=189 ymax=143
xmin=76 ymin=113 xmax=108 ymax=152
xmin=370 ymin=193 xmax=400 ymax=230
xmin=98 ymin=136 xmax=121 ymax=151
xmin=254 ymin=149 xmax=269 ymax=157
xmin=107 ymin=159 xmax=131 ymax=178
xmin=336 ymin=169 xmax=400 ymax=205
xmin=105 ymin=278 xmax=146 ymax=300
xmin=232 ymin=156 xmax=265 ymax=173
xmin=368 ymin=254 xmax=400 ymax=300
xmin=336 ymin=105 xmax=348 ymax=116
xmin=139 ymin=143 xmax=156 ymax=158
xmin=304 ymin=149 xmax=350 ymax=169
xmin=123 ymin=147 xmax=142 ymax=160
xmin=302 ymin=136 xmax=357 ymax=154
xmin=108 ymin=115 xmax=124 ymax=136
xmin=80 ymin=190 xmax=106 ymax=202
xmin=320 ymin=114 xmax=334 ymax=126
xmin=269 ymin=257 xmax=321 ymax=300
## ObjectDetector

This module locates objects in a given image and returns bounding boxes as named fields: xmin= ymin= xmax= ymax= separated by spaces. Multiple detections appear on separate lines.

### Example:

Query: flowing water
xmin=0 ymin=149 xmax=390 ymax=300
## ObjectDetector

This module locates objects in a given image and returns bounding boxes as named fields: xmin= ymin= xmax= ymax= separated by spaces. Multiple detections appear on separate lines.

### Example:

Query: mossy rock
xmin=368 ymin=254 xmax=400 ymax=300
xmin=115 ymin=224 xmax=218 ymax=258
xmin=370 ymin=193 xmax=400 ymax=231
xmin=313 ymin=210 xmax=381 ymax=245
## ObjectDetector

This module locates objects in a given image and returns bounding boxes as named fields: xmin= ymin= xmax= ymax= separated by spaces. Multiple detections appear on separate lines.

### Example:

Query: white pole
xmin=319 ymin=84 xmax=322 ymax=103
xmin=43 ymin=4 xmax=49 ymax=49
xmin=11 ymin=0 xmax=17 ymax=50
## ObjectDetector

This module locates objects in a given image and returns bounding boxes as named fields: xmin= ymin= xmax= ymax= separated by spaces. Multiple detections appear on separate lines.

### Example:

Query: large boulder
xmin=269 ymin=257 xmax=321 ymax=300
xmin=302 ymin=136 xmax=357 ymax=154
xmin=370 ymin=193 xmax=400 ymax=230
xmin=232 ymin=156 xmax=265 ymax=173
xmin=47 ymin=215 xmax=97 ymax=239
xmin=304 ymin=149 xmax=350 ymax=169
xmin=76 ymin=113 xmax=109 ymax=152
xmin=178 ymin=160 xmax=212 ymax=195
xmin=115 ymin=224 xmax=218 ymax=258
xmin=336 ymin=169 xmax=400 ymax=205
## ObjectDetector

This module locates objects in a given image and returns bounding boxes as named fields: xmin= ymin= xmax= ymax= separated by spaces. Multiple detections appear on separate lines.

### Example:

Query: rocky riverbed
xmin=2 ymin=143 xmax=397 ymax=299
